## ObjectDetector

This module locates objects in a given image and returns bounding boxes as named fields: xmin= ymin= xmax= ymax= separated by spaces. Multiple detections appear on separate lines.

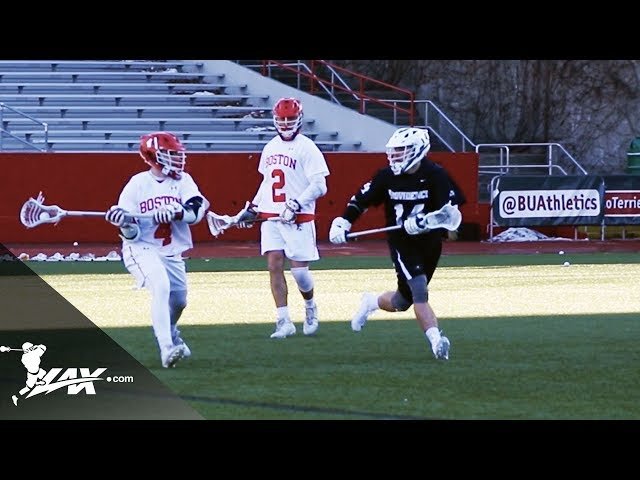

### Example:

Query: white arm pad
xmin=181 ymin=207 xmax=197 ymax=224
xmin=296 ymin=174 xmax=328 ymax=208
xmin=119 ymin=223 xmax=141 ymax=242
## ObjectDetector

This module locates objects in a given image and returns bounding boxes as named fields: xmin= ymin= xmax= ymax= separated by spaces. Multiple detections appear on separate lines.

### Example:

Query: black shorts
xmin=387 ymin=232 xmax=443 ymax=302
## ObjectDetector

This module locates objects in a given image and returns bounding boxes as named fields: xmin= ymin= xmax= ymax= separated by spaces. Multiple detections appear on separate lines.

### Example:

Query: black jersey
xmin=342 ymin=159 xmax=464 ymax=240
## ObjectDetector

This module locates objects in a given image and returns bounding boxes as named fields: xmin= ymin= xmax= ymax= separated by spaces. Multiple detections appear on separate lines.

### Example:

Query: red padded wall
xmin=1 ymin=152 xmax=480 ymax=244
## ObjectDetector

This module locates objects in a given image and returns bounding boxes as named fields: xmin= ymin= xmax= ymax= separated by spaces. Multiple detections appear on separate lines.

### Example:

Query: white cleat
xmin=270 ymin=318 xmax=296 ymax=339
xmin=172 ymin=330 xmax=191 ymax=359
xmin=11 ymin=395 xmax=18 ymax=406
xmin=351 ymin=293 xmax=378 ymax=332
xmin=303 ymin=305 xmax=319 ymax=336
xmin=161 ymin=344 xmax=186 ymax=368
xmin=434 ymin=336 xmax=451 ymax=360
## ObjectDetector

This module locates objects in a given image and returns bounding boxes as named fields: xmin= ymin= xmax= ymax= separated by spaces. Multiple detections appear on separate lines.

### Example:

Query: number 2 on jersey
xmin=271 ymin=168 xmax=286 ymax=202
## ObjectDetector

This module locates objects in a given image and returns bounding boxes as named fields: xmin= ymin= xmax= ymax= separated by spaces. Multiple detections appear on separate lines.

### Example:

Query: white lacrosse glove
xmin=279 ymin=199 xmax=301 ymax=224
xmin=403 ymin=213 xmax=430 ymax=235
xmin=105 ymin=206 xmax=134 ymax=227
xmin=154 ymin=204 xmax=184 ymax=224
xmin=235 ymin=201 xmax=259 ymax=228
xmin=329 ymin=217 xmax=352 ymax=244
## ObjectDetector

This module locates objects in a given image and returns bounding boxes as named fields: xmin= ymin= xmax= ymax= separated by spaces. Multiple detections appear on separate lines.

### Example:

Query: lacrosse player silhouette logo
xmin=0 ymin=342 xmax=48 ymax=406
xmin=1 ymin=342 xmax=110 ymax=407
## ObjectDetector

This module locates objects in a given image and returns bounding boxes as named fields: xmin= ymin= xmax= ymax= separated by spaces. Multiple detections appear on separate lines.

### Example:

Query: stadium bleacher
xmin=0 ymin=60 xmax=359 ymax=152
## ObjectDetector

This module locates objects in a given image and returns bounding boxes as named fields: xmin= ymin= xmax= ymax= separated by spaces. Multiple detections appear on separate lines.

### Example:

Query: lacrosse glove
xmin=235 ymin=201 xmax=259 ymax=228
xmin=329 ymin=217 xmax=352 ymax=244
xmin=105 ymin=206 xmax=134 ymax=227
xmin=279 ymin=199 xmax=300 ymax=224
xmin=403 ymin=213 xmax=430 ymax=235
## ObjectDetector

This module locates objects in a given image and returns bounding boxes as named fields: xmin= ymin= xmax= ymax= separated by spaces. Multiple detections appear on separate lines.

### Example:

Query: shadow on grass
xmin=103 ymin=313 xmax=640 ymax=420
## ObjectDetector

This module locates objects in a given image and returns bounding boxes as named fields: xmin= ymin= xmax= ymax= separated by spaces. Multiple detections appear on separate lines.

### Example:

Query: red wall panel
xmin=1 ymin=152 xmax=480 ymax=244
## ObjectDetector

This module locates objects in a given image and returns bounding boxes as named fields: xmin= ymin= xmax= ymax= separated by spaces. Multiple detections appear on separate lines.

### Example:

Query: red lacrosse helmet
xmin=272 ymin=97 xmax=303 ymax=141
xmin=139 ymin=131 xmax=186 ymax=179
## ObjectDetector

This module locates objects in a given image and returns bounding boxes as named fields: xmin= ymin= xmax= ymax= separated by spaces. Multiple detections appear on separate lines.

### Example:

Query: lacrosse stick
xmin=206 ymin=207 xmax=280 ymax=237
xmin=346 ymin=201 xmax=462 ymax=240
xmin=0 ymin=346 xmax=23 ymax=352
xmin=20 ymin=192 xmax=154 ymax=228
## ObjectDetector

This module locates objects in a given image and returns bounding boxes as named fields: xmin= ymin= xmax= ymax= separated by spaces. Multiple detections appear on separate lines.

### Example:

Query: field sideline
xmin=36 ymin=252 xmax=640 ymax=419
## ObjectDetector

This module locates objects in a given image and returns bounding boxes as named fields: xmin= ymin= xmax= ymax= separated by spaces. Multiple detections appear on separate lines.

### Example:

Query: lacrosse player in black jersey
xmin=329 ymin=127 xmax=465 ymax=360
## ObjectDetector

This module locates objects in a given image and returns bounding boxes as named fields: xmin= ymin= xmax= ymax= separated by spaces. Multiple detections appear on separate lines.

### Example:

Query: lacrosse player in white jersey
xmin=105 ymin=132 xmax=210 ymax=368
xmin=235 ymin=97 xmax=330 ymax=339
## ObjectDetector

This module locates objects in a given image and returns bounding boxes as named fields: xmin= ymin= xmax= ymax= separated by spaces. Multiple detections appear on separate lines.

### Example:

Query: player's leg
xmin=393 ymin=236 xmax=449 ymax=359
xmin=35 ymin=368 xmax=46 ymax=385
xmin=164 ymin=255 xmax=191 ymax=358
xmin=261 ymin=221 xmax=295 ymax=338
xmin=122 ymin=245 xmax=183 ymax=367
xmin=351 ymin=242 xmax=411 ymax=331
xmin=285 ymin=222 xmax=320 ymax=336
xmin=419 ymin=236 xmax=450 ymax=360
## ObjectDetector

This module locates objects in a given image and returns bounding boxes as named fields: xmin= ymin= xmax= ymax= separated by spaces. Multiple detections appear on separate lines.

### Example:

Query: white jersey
xmin=117 ymin=171 xmax=207 ymax=256
xmin=256 ymin=134 xmax=329 ymax=215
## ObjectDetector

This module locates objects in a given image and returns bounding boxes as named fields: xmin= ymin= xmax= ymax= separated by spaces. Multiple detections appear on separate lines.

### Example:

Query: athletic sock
xmin=425 ymin=327 xmax=441 ymax=352
xmin=276 ymin=306 xmax=290 ymax=320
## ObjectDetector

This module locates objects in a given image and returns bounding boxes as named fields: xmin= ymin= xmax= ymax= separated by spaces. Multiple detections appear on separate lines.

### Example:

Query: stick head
xmin=20 ymin=192 xmax=65 ymax=228
xmin=425 ymin=201 xmax=462 ymax=231
xmin=206 ymin=211 xmax=235 ymax=237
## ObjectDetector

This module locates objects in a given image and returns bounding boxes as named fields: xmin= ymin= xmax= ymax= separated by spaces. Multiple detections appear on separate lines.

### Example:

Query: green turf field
xmin=37 ymin=252 xmax=640 ymax=419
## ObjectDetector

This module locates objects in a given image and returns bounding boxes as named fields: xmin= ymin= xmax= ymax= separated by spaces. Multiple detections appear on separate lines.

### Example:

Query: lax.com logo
xmin=1 ymin=342 xmax=133 ymax=406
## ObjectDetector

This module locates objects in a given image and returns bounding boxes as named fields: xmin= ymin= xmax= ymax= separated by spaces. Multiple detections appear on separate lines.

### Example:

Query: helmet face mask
xmin=139 ymin=132 xmax=186 ymax=179
xmin=385 ymin=127 xmax=431 ymax=175
xmin=273 ymin=98 xmax=303 ymax=141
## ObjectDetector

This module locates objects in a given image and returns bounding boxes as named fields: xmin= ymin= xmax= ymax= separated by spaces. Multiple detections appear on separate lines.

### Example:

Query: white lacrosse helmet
xmin=385 ymin=127 xmax=431 ymax=175
xmin=22 ymin=342 xmax=33 ymax=351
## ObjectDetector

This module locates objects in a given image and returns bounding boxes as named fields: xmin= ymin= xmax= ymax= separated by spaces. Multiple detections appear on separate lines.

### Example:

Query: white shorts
xmin=121 ymin=243 xmax=187 ymax=291
xmin=260 ymin=220 xmax=319 ymax=262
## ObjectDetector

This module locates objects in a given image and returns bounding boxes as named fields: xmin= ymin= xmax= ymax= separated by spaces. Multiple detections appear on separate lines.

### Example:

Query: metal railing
xmin=476 ymin=143 xmax=588 ymax=176
xmin=0 ymin=102 xmax=48 ymax=152
xmin=239 ymin=61 xmax=478 ymax=153
xmin=256 ymin=60 xmax=415 ymax=126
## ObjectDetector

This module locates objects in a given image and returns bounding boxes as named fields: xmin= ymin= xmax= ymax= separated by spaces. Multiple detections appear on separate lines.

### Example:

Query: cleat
xmin=434 ymin=336 xmax=450 ymax=360
xmin=172 ymin=329 xmax=191 ymax=359
xmin=303 ymin=305 xmax=319 ymax=336
xmin=11 ymin=395 xmax=18 ymax=406
xmin=270 ymin=318 xmax=296 ymax=339
xmin=161 ymin=344 xmax=185 ymax=368
xmin=351 ymin=293 xmax=378 ymax=332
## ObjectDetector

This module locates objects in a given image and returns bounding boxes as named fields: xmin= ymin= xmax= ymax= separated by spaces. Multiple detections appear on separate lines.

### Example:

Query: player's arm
xmin=280 ymin=143 xmax=330 ymax=223
xmin=155 ymin=175 xmax=210 ymax=225
xmin=329 ymin=171 xmax=385 ymax=244
xmin=176 ymin=195 xmax=207 ymax=224
xmin=105 ymin=180 xmax=141 ymax=241
xmin=280 ymin=173 xmax=328 ymax=223
xmin=232 ymin=181 xmax=266 ymax=228
xmin=343 ymin=170 xmax=385 ymax=224
xmin=403 ymin=167 xmax=463 ymax=236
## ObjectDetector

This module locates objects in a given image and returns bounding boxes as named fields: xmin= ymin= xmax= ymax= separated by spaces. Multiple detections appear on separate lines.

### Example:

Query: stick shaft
xmin=64 ymin=211 xmax=155 ymax=218
xmin=346 ymin=225 xmax=402 ymax=239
